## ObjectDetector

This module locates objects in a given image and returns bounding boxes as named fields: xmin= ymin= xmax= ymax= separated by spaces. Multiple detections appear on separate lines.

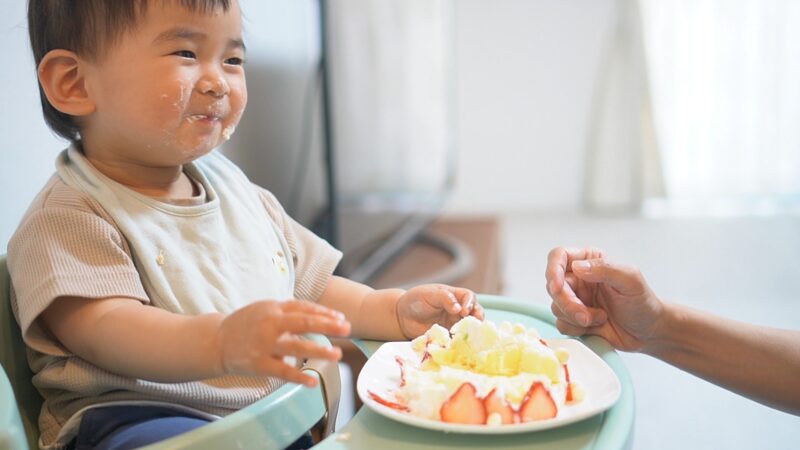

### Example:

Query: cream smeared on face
xmin=64 ymin=0 xmax=248 ymax=201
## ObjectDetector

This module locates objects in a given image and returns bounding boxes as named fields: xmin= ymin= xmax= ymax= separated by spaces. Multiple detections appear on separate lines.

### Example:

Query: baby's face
xmin=82 ymin=0 xmax=247 ymax=166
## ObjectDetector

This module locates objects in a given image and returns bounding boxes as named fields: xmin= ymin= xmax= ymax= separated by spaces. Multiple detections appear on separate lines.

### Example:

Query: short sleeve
xmin=7 ymin=184 xmax=149 ymax=356
xmin=254 ymin=186 xmax=342 ymax=302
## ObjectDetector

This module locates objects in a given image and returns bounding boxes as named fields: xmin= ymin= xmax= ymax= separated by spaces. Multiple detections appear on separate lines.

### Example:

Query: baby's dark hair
xmin=28 ymin=0 xmax=231 ymax=143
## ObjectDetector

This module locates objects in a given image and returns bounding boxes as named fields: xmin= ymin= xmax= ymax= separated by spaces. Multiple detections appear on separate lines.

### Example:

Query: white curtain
xmin=640 ymin=0 xmax=800 ymax=212
xmin=587 ymin=0 xmax=800 ymax=214
xmin=326 ymin=0 xmax=455 ymax=202
xmin=584 ymin=0 xmax=664 ymax=212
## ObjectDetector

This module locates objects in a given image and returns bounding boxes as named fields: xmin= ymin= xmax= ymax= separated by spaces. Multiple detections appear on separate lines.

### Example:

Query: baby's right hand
xmin=216 ymin=300 xmax=351 ymax=386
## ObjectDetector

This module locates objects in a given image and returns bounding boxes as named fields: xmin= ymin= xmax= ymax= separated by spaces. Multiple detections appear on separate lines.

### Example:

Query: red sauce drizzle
xmin=563 ymin=364 xmax=573 ymax=402
xmin=368 ymin=390 xmax=410 ymax=412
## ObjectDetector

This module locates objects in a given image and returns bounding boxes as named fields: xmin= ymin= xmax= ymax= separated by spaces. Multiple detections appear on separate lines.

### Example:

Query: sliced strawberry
xmin=395 ymin=356 xmax=407 ymax=387
xmin=368 ymin=390 xmax=409 ymax=412
xmin=563 ymin=364 xmax=573 ymax=402
xmin=440 ymin=382 xmax=487 ymax=424
xmin=519 ymin=381 xmax=557 ymax=421
xmin=483 ymin=388 xmax=516 ymax=424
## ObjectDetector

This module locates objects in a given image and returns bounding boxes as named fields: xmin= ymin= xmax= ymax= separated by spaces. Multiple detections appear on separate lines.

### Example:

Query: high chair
xmin=0 ymin=255 xmax=341 ymax=450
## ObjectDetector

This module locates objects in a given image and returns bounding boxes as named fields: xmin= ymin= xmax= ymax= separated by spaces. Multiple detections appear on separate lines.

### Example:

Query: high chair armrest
xmin=140 ymin=333 xmax=340 ymax=450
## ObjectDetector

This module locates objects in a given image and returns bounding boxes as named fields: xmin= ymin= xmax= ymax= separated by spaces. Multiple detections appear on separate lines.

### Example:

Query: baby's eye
xmin=173 ymin=50 xmax=196 ymax=59
xmin=225 ymin=57 xmax=245 ymax=66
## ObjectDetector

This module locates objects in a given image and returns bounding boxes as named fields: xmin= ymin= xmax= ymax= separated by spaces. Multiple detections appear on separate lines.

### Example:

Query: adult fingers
xmin=555 ymin=318 xmax=589 ymax=337
xmin=280 ymin=313 xmax=351 ymax=337
xmin=571 ymin=259 xmax=647 ymax=296
xmin=548 ymin=273 xmax=606 ymax=328
xmin=545 ymin=247 xmax=574 ymax=295
xmin=551 ymin=301 xmax=567 ymax=321
xmin=566 ymin=272 xmax=598 ymax=312
xmin=545 ymin=247 xmax=606 ymax=295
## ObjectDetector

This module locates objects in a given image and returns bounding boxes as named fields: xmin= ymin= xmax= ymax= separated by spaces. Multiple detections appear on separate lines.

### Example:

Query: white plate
xmin=356 ymin=339 xmax=621 ymax=434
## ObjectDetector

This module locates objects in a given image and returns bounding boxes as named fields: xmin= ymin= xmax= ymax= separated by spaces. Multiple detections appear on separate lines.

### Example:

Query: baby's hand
xmin=216 ymin=300 xmax=351 ymax=386
xmin=396 ymin=284 xmax=483 ymax=339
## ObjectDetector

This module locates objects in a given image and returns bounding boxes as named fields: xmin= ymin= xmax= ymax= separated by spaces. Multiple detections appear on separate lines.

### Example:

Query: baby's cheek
xmin=220 ymin=93 xmax=246 ymax=142
xmin=233 ymin=87 xmax=247 ymax=119
xmin=231 ymin=81 xmax=247 ymax=120
xmin=155 ymin=87 xmax=189 ymax=128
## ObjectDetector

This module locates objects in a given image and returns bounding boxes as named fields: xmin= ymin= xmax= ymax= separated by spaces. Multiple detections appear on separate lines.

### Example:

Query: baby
xmin=10 ymin=1 xmax=484 ymax=449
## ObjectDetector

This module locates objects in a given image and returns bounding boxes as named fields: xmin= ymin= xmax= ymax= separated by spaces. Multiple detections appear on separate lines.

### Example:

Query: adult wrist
xmin=640 ymin=300 xmax=684 ymax=357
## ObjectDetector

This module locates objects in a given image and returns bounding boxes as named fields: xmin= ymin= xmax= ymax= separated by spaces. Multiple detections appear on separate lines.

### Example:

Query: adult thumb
xmin=571 ymin=259 xmax=645 ymax=296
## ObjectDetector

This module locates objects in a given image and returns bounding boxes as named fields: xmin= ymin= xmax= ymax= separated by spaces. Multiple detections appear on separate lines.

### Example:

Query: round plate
xmin=356 ymin=339 xmax=621 ymax=434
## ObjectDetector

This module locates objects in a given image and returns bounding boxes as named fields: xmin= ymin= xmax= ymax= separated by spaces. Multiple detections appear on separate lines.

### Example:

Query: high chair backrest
xmin=1 ymin=255 xmax=41 ymax=450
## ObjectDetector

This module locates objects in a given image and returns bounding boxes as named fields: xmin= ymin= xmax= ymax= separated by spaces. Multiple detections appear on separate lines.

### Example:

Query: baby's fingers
xmin=274 ymin=336 xmax=343 ymax=361
xmin=418 ymin=286 xmax=461 ymax=315
xmin=281 ymin=313 xmax=351 ymax=337
xmin=451 ymin=288 xmax=477 ymax=317
xmin=263 ymin=359 xmax=319 ymax=387
xmin=469 ymin=301 xmax=485 ymax=320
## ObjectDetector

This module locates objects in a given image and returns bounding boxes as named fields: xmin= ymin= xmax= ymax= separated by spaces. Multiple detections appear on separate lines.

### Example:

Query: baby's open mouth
xmin=186 ymin=114 xmax=222 ymax=122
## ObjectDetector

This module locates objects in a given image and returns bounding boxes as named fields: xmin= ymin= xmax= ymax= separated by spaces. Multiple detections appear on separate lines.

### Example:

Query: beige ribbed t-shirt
xmin=7 ymin=154 xmax=342 ymax=449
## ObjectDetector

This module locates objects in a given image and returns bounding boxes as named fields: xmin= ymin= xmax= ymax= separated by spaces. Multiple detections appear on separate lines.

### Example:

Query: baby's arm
xmin=318 ymin=276 xmax=481 ymax=341
xmin=41 ymin=296 xmax=350 ymax=386
xmin=316 ymin=278 xmax=405 ymax=341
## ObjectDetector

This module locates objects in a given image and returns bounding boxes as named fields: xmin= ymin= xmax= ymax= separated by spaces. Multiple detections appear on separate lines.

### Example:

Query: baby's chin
xmin=165 ymin=137 xmax=217 ymax=163
xmin=178 ymin=143 xmax=217 ymax=163
xmin=157 ymin=120 xmax=237 ymax=163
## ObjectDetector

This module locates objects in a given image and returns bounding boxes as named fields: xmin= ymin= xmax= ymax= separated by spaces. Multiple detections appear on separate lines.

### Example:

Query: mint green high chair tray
xmin=0 ymin=254 xmax=340 ymax=450
xmin=316 ymin=295 xmax=635 ymax=450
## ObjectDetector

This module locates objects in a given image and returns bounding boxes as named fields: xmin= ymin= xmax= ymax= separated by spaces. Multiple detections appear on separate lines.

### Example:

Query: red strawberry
xmin=519 ymin=381 xmax=558 ymax=421
xmin=483 ymin=388 xmax=516 ymax=424
xmin=440 ymin=383 xmax=487 ymax=424
xmin=368 ymin=390 xmax=409 ymax=412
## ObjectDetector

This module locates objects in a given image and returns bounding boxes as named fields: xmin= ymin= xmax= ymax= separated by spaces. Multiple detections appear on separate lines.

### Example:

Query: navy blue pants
xmin=68 ymin=405 xmax=315 ymax=450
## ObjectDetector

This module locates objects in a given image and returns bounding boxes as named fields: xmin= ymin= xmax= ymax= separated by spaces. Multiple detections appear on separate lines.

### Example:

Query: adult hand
xmin=217 ymin=300 xmax=351 ymax=386
xmin=545 ymin=247 xmax=664 ymax=351
xmin=396 ymin=284 xmax=484 ymax=339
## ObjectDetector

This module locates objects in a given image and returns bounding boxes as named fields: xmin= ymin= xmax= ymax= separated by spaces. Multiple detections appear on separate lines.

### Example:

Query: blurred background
xmin=2 ymin=0 xmax=799 ymax=448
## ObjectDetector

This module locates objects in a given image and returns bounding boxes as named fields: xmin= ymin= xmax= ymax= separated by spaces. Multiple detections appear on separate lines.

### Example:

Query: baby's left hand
xmin=396 ymin=284 xmax=484 ymax=339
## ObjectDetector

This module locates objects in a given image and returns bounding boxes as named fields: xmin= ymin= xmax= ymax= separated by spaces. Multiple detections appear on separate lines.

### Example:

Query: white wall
xmin=0 ymin=0 xmax=617 ymax=251
xmin=0 ymin=1 xmax=67 ymax=253
xmin=448 ymin=0 xmax=616 ymax=214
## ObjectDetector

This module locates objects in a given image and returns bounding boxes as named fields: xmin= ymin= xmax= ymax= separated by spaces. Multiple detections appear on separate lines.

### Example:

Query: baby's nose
xmin=197 ymin=72 xmax=229 ymax=97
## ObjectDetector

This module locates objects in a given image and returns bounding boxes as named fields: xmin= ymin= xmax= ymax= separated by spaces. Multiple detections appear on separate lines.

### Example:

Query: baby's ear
xmin=37 ymin=49 xmax=96 ymax=117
